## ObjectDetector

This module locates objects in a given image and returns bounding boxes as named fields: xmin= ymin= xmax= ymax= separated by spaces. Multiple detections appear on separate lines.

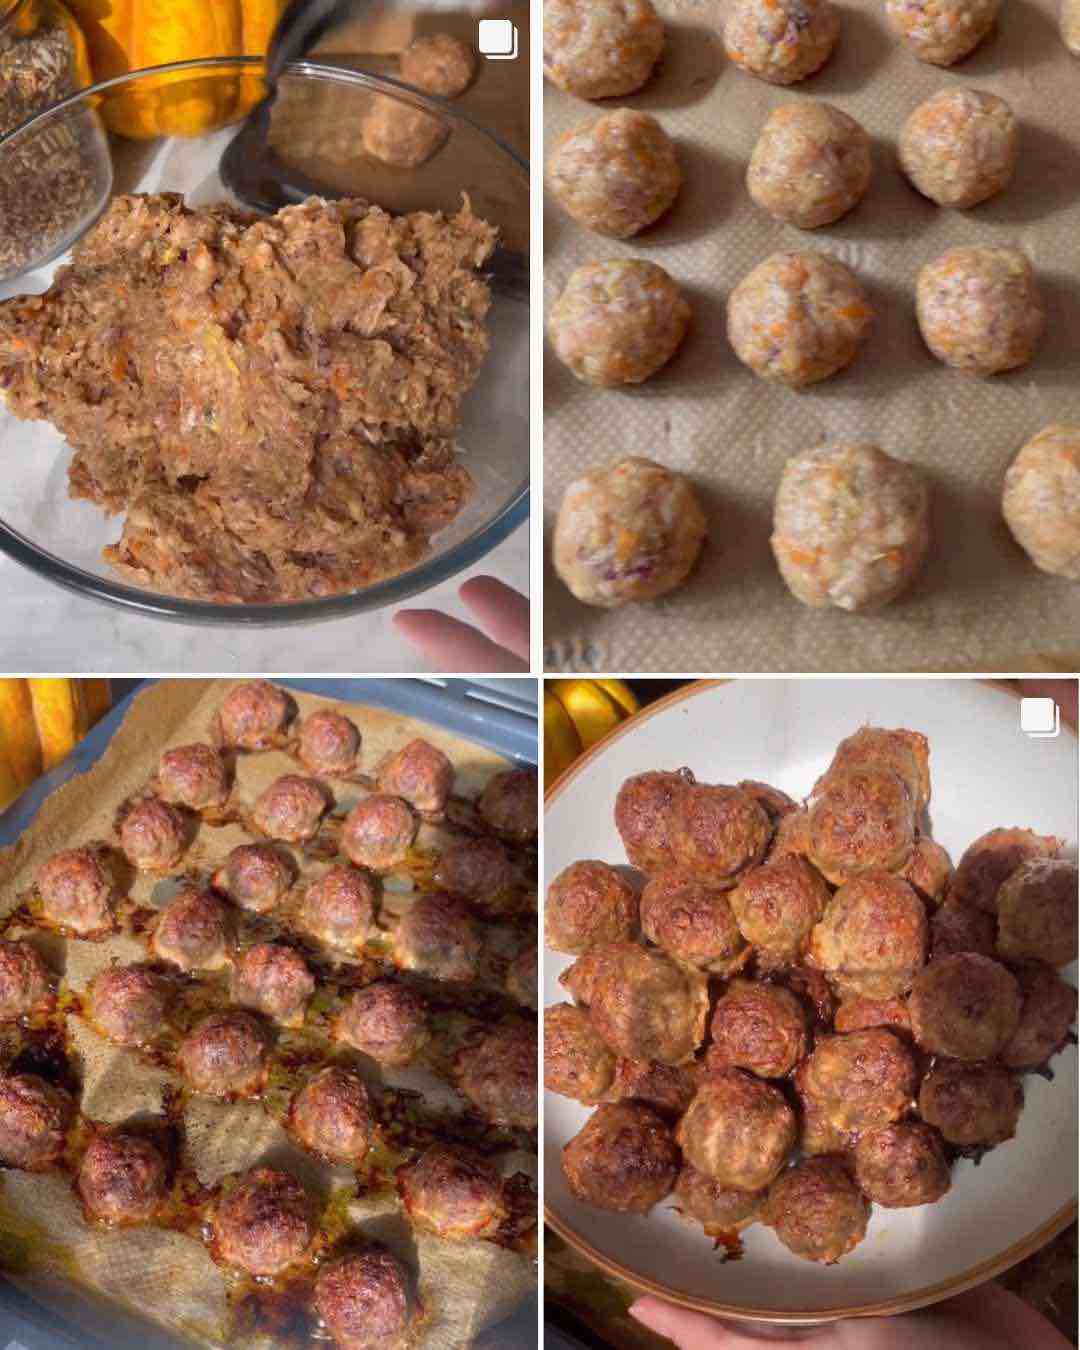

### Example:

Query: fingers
xmin=459 ymin=576 xmax=531 ymax=662
xmin=392 ymin=609 xmax=529 ymax=674
xmin=630 ymin=1299 xmax=837 ymax=1349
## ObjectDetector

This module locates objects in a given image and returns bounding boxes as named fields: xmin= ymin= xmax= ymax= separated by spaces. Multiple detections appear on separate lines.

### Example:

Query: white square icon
xmin=1020 ymin=696 xmax=1060 ymax=738
xmin=478 ymin=18 xmax=518 ymax=59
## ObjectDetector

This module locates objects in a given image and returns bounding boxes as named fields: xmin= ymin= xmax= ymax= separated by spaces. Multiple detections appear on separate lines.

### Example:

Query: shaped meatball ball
xmin=810 ymin=871 xmax=927 ymax=999
xmin=1001 ymin=963 xmax=1078 ymax=1071
xmin=342 ymin=795 xmax=418 ymax=870
xmin=900 ymin=837 xmax=953 ymax=906
xmin=436 ymin=836 xmax=516 ymax=916
xmin=298 ymin=865 xmax=377 ymax=951
xmin=675 ymin=1165 xmax=764 ymax=1231
xmin=614 ymin=768 xmax=695 ymax=873
xmin=706 ymin=980 xmax=808 ymax=1079
xmin=288 ymin=1067 xmax=374 ymax=1165
xmin=214 ymin=843 xmax=295 ymax=914
xmin=909 ymin=953 xmax=1021 ymax=1060
xmin=397 ymin=1144 xmax=506 ymax=1239
xmin=724 ymin=0 xmax=839 ymax=84
xmin=0 ymin=941 xmax=51 ymax=1021
xmin=213 ymin=1167 xmax=313 ymax=1275
xmin=854 ymin=1122 xmax=950 ymax=1208
xmin=739 ymin=781 xmax=798 ymax=824
xmin=930 ymin=900 xmax=997 ymax=959
xmin=399 ymin=32 xmax=475 ymax=96
xmin=545 ymin=860 xmax=636 ymax=955
xmin=813 ymin=725 xmax=932 ymax=814
xmin=951 ymin=827 xmax=1061 ymax=914
xmin=219 ymin=681 xmax=295 ymax=750
xmin=335 ymin=981 xmax=429 ymax=1066
xmin=996 ymin=858 xmax=1078 ymax=968
xmin=916 ymin=246 xmax=1044 ymax=376
xmin=605 ymin=1057 xmax=698 ymax=1119
xmin=506 ymin=944 xmax=538 ymax=1011
xmin=543 ymin=0 xmax=664 ymax=99
xmin=729 ymin=855 xmax=830 ymax=966
xmin=232 ymin=943 xmax=315 ymax=1024
xmin=670 ymin=783 xmax=771 ymax=889
xmin=799 ymin=1029 xmax=916 ymax=1132
xmin=314 ymin=1249 xmax=420 ymax=1350
xmin=152 ymin=887 xmax=231 ymax=972
xmin=86 ymin=963 xmax=167 ymax=1046
xmin=808 ymin=771 xmax=917 ymax=886
xmin=918 ymin=1060 xmax=1022 ymax=1147
xmin=1003 ymin=424 xmax=1080 ymax=580
xmin=640 ymin=870 xmax=748 ymax=975
xmin=478 ymin=767 xmax=537 ymax=845
xmin=362 ymin=99 xmax=446 ymax=168
xmin=158 ymin=744 xmax=230 ymax=812
xmin=564 ymin=1102 xmax=679 ymax=1213
xmin=559 ymin=944 xmax=617 ymax=1007
xmin=677 ymin=1070 xmax=796 ymax=1191
xmin=252 ymin=774 xmax=331 ymax=844
xmin=748 ymin=103 xmax=871 ymax=228
xmin=545 ymin=1003 xmax=616 ymax=1104
xmin=769 ymin=808 xmax=811 ymax=862
xmin=395 ymin=893 xmax=480 ymax=983
xmin=885 ymin=0 xmax=1000 ymax=65
xmin=456 ymin=1021 xmax=537 ymax=1129
xmin=900 ymin=89 xmax=1017 ymax=209
xmin=764 ymin=1157 xmax=870 ymax=1264
xmin=377 ymin=739 xmax=454 ymax=817
xmin=297 ymin=709 xmax=361 ymax=777
xmin=36 ymin=846 xmax=116 ymax=936
xmin=119 ymin=798 xmax=187 ymax=872
xmin=178 ymin=1011 xmax=270 ymax=1098
xmin=0 ymin=1073 xmax=73 ymax=1169
xmin=77 ymin=1131 xmax=168 ymax=1224
xmin=588 ymin=941 xmax=708 ymax=1064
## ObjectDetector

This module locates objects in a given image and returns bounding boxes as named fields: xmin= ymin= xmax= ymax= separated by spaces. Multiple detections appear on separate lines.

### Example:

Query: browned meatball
xmin=796 ymin=1084 xmax=852 ymax=1157
xmin=640 ymin=869 xmax=749 ymax=975
xmin=342 ymin=795 xmax=418 ymax=870
xmin=86 ymin=963 xmax=167 ymax=1046
xmin=813 ymin=726 xmax=931 ymax=813
xmin=506 ymin=944 xmax=538 ymax=1011
xmin=800 ymin=1029 xmax=916 ymax=1132
xmin=545 ymin=1003 xmax=616 ymax=1104
xmin=456 ymin=1021 xmax=537 ymax=1129
xmin=769 ymin=808 xmax=811 ymax=862
xmin=0 ymin=941 xmax=51 ymax=1021
xmin=563 ymin=1102 xmax=679 ymax=1214
xmin=0 ymin=1074 xmax=73 ymax=1169
xmin=335 ymin=981 xmax=430 ymax=1066
xmin=178 ymin=1011 xmax=270 ymax=1098
xmin=765 ymin=1158 xmax=870 ymax=1265
xmin=918 ymin=1061 xmax=1023 ymax=1148
xmin=588 ymin=941 xmax=708 ymax=1064
xmin=909 ymin=953 xmax=1021 ymax=1061
xmin=854 ymin=1122 xmax=950 ymax=1208
xmin=1001 ymin=964 xmax=1077 ymax=1071
xmin=738 ymin=780 xmax=798 ymax=824
xmin=158 ymin=744 xmax=230 ymax=812
xmin=478 ymin=767 xmax=537 ymax=844
xmin=232 ymin=943 xmax=315 ymax=1024
xmin=930 ymin=900 xmax=996 ymax=960
xmin=614 ymin=768 xmax=695 ymax=873
xmin=288 ymin=1067 xmax=374 ymax=1164
xmin=297 ymin=709 xmax=361 ymax=777
xmin=77 ymin=1132 xmax=168 ymax=1224
xmin=119 ymin=798 xmax=187 ymax=872
xmin=900 ymin=837 xmax=953 ymax=907
xmin=674 ymin=1164 xmax=764 ymax=1231
xmin=314 ymin=1249 xmax=419 ymax=1350
xmin=996 ymin=858 xmax=1078 ymax=968
xmin=605 ymin=1057 xmax=698 ymax=1119
xmin=558 ymin=945 xmax=613 ymax=1007
xmin=706 ymin=980 xmax=808 ymax=1079
xmin=152 ymin=887 xmax=231 ymax=972
xmin=729 ymin=855 xmax=830 ymax=966
xmin=808 ymin=768 xmax=916 ymax=885
xmin=298 ymin=865 xmax=377 ymax=951
xmin=219 ymin=681 xmax=296 ymax=750
xmin=810 ymin=871 xmax=928 ymax=1000
xmin=669 ymin=784 xmax=772 ymax=888
xmin=677 ymin=1071 xmax=796 ymax=1191
xmin=834 ymin=996 xmax=911 ymax=1037
xmin=214 ymin=843 xmax=296 ymax=914
xmin=37 ymin=846 xmax=116 ymax=935
xmin=253 ymin=774 xmax=331 ymax=844
xmin=951 ymin=827 xmax=1061 ymax=914
xmin=546 ymin=861 xmax=637 ymax=955
xmin=213 ymin=1167 xmax=313 ymax=1275
xmin=397 ymin=1144 xmax=506 ymax=1239
xmin=377 ymin=739 xmax=454 ymax=817
xmin=436 ymin=836 xmax=517 ymax=917
xmin=394 ymin=893 xmax=481 ymax=983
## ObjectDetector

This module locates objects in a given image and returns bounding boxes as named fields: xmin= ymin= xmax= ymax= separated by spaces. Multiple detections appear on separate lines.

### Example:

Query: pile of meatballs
xmin=0 ymin=681 xmax=538 ymax=1348
xmin=544 ymin=725 xmax=1078 ymax=1265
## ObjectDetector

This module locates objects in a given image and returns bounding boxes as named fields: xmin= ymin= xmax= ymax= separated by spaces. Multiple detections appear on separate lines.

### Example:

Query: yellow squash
xmin=544 ymin=679 xmax=639 ymax=788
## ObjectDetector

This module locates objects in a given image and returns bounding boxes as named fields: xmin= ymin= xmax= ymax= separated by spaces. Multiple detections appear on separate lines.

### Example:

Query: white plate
xmin=543 ymin=679 xmax=1078 ymax=1322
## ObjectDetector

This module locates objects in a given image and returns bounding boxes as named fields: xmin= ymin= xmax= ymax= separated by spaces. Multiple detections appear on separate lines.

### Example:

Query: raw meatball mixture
xmin=545 ymin=1003 xmax=617 ymax=1103
xmin=298 ymin=864 xmax=377 ymax=950
xmin=36 ymin=846 xmax=116 ymax=936
xmin=399 ymin=33 xmax=476 ymax=97
xmin=810 ymin=871 xmax=927 ymax=998
xmin=543 ymin=0 xmax=664 ymax=99
xmin=342 ymin=794 xmax=418 ymax=870
xmin=158 ymin=744 xmax=230 ymax=812
xmin=231 ymin=943 xmax=316 ymax=1023
xmin=885 ymin=0 xmax=1000 ymax=65
xmin=951 ymin=827 xmax=1061 ymax=913
xmin=1002 ymin=424 xmax=1080 ymax=579
xmin=747 ymin=103 xmax=871 ymax=228
xmin=640 ymin=869 xmax=749 ymax=974
xmin=314 ymin=1250 xmax=419 ymax=1350
xmin=996 ymin=858 xmax=1078 ymax=967
xmin=394 ymin=893 xmax=481 ymax=982
xmin=899 ymin=89 xmax=1017 ymax=208
xmin=706 ymin=980 xmax=809 ymax=1079
xmin=297 ymin=709 xmax=361 ymax=777
xmin=916 ymin=245 xmax=1044 ymax=376
xmin=908 ymin=953 xmax=1021 ymax=1060
xmin=674 ymin=1165 xmax=764 ymax=1231
xmin=1002 ymin=963 xmax=1078 ymax=1070
xmin=178 ymin=1011 xmax=270 ymax=1098
xmin=0 ymin=1074 xmax=73 ymax=1169
xmin=252 ymin=774 xmax=331 ymax=844
xmin=587 ymin=941 xmax=709 ymax=1064
xmin=213 ymin=1167 xmax=313 ymax=1275
xmin=219 ymin=682 xmax=295 ymax=750
xmin=853 ymin=1122 xmax=950 ymax=1208
xmin=335 ymin=980 xmax=430 ymax=1066
xmin=397 ymin=1144 xmax=506 ymax=1239
xmin=152 ymin=887 xmax=232 ymax=972
xmin=0 ymin=941 xmax=51 ymax=1021
xmin=808 ymin=770 xmax=917 ymax=885
xmin=119 ymin=798 xmax=187 ymax=872
xmin=288 ymin=1066 xmax=374 ymax=1164
xmin=456 ymin=1021 xmax=538 ymax=1129
xmin=77 ymin=1132 xmax=168 ymax=1224
xmin=563 ymin=1101 xmax=679 ymax=1213
xmin=362 ymin=98 xmax=447 ymax=168
xmin=545 ymin=859 xmax=637 ymax=954
xmin=764 ymin=1157 xmax=870 ymax=1264
xmin=729 ymin=855 xmax=830 ymax=965
xmin=614 ymin=768 xmax=695 ymax=872
xmin=799 ymin=1029 xmax=916 ymax=1132
xmin=772 ymin=442 xmax=930 ymax=612
xmin=376 ymin=738 xmax=454 ymax=816
xmin=214 ymin=843 xmax=295 ymax=913
xmin=479 ymin=767 xmax=538 ymax=844
xmin=724 ymin=0 xmax=840 ymax=84
xmin=677 ymin=1070 xmax=796 ymax=1190
xmin=918 ymin=1061 xmax=1022 ymax=1147
xmin=86 ymin=964 xmax=167 ymax=1046
xmin=669 ymin=783 xmax=772 ymax=888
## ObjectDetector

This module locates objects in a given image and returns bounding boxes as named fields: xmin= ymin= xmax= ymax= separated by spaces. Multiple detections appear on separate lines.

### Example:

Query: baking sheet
xmin=543 ymin=0 xmax=1080 ymax=673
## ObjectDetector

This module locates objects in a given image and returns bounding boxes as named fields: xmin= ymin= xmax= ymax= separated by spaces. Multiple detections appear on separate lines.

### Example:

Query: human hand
xmin=394 ymin=576 xmax=530 ymax=673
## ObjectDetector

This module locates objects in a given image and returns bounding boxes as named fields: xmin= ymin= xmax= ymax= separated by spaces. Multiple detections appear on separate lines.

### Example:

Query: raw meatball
xmin=769 ymin=808 xmax=811 ymax=862
xmin=219 ymin=680 xmax=295 ymax=750
xmin=36 ymin=845 xmax=116 ymax=935
xmin=456 ymin=1021 xmax=537 ymax=1129
xmin=232 ymin=943 xmax=315 ymax=1024
xmin=288 ymin=1067 xmax=374 ymax=1164
xmin=86 ymin=963 xmax=167 ymax=1046
xmin=119 ymin=798 xmax=187 ymax=872
xmin=314 ymin=1249 xmax=419 ymax=1350
xmin=158 ymin=744 xmax=230 ymax=812
xmin=399 ymin=33 xmax=476 ymax=97
xmin=674 ymin=1165 xmax=764 ymax=1231
xmin=362 ymin=98 xmax=446 ymax=168
xmin=899 ymin=89 xmax=1017 ymax=209
xmin=834 ymin=995 xmax=912 ymax=1036
xmin=213 ymin=1167 xmax=313 ymax=1275
xmin=951 ymin=827 xmax=1061 ymax=914
xmin=854 ymin=1122 xmax=950 ymax=1208
xmin=335 ymin=981 xmax=429 ymax=1066
xmin=728 ymin=855 xmax=830 ymax=965
xmin=252 ymin=774 xmax=331 ymax=844
xmin=507 ymin=944 xmax=538 ymax=1011
xmin=810 ymin=871 xmax=927 ymax=998
xmin=748 ymin=103 xmax=871 ymax=228
xmin=377 ymin=739 xmax=454 ymax=817
xmin=764 ymin=1157 xmax=870 ymax=1264
xmin=588 ymin=941 xmax=708 ymax=1063
xmin=545 ymin=1003 xmax=616 ymax=1103
xmin=885 ymin=0 xmax=1000 ymax=65
xmin=0 ymin=941 xmax=51 ymax=1021
xmin=394 ymin=893 xmax=480 ymax=982
xmin=342 ymin=795 xmax=418 ymax=870
xmin=178 ymin=1011 xmax=270 ymax=1098
xmin=299 ymin=865 xmax=377 ymax=951
xmin=900 ymin=838 xmax=953 ymax=906
xmin=549 ymin=260 xmax=690 ymax=387
xmin=640 ymin=869 xmax=749 ymax=975
xmin=214 ymin=843 xmax=296 ymax=914
xmin=909 ymin=953 xmax=1021 ymax=1060
xmin=436 ymin=836 xmax=516 ymax=916
xmin=563 ymin=1101 xmax=679 ymax=1213
xmin=996 ymin=858 xmax=1078 ymax=968
xmin=1002 ymin=963 xmax=1078 ymax=1070
xmin=543 ymin=0 xmax=664 ymax=99
xmin=553 ymin=457 xmax=706 ymax=608
xmin=478 ymin=767 xmax=537 ymax=845
xmin=800 ymin=1029 xmax=916 ymax=1132
xmin=724 ymin=0 xmax=839 ymax=84
xmin=1002 ymin=424 xmax=1080 ymax=580
xmin=930 ymin=900 xmax=997 ymax=959
xmin=706 ymin=980 xmax=808 ymax=1079
xmin=916 ymin=245 xmax=1044 ymax=376
xmin=0 ymin=1074 xmax=73 ymax=1169
xmin=918 ymin=1061 xmax=1022 ymax=1147
xmin=1065 ymin=0 xmax=1080 ymax=53
xmin=808 ymin=770 xmax=918 ymax=886
xmin=677 ymin=1070 xmax=796 ymax=1190
xmin=615 ymin=768 xmax=695 ymax=872
xmin=545 ymin=859 xmax=637 ymax=954
xmin=772 ymin=443 xmax=930 ymax=612
xmin=813 ymin=725 xmax=931 ymax=814
xmin=297 ymin=709 xmax=361 ymax=777
xmin=670 ymin=784 xmax=771 ymax=888
xmin=152 ymin=887 xmax=231 ymax=972
xmin=548 ymin=109 xmax=680 ymax=238
xmin=604 ymin=1057 xmax=698 ymax=1118
xmin=397 ymin=1144 xmax=506 ymax=1239
xmin=77 ymin=1132 xmax=168 ymax=1224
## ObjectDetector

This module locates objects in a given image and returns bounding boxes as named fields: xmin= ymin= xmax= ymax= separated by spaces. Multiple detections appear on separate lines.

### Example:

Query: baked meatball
xmin=674 ymin=1165 xmax=764 ymax=1231
xmin=478 ymin=767 xmax=537 ymax=845
xmin=677 ymin=1070 xmax=796 ymax=1191
xmin=158 ymin=743 xmax=230 ymax=812
xmin=0 ymin=941 xmax=51 ymax=1021
xmin=900 ymin=89 xmax=1017 ymax=209
xmin=918 ymin=1061 xmax=1022 ymax=1147
xmin=0 ymin=1074 xmax=73 ymax=1169
xmin=86 ymin=963 xmax=167 ymax=1046
xmin=178 ymin=1011 xmax=270 ymax=1098
xmin=77 ymin=1132 xmax=168 ymax=1224
xmin=834 ymin=996 xmax=912 ymax=1037
xmin=669 ymin=784 xmax=771 ymax=889
xmin=436 ymin=836 xmax=516 ymax=916
xmin=1003 ymin=423 xmax=1080 ymax=579
xmin=706 ymin=980 xmax=808 ymax=1079
xmin=213 ymin=1167 xmax=313 ymax=1275
xmin=219 ymin=681 xmax=295 ymax=750
xmin=553 ymin=457 xmax=706 ymax=608
xmin=151 ymin=887 xmax=231 ymax=972
xmin=769 ymin=808 xmax=811 ymax=862
xmin=232 ymin=943 xmax=315 ymax=1024
xmin=800 ymin=1029 xmax=916 ymax=1132
xmin=214 ymin=843 xmax=295 ymax=914
xmin=909 ymin=953 xmax=1021 ymax=1060
xmin=559 ymin=944 xmax=617 ymax=1007
xmin=545 ymin=859 xmax=637 ymax=955
xmin=772 ymin=443 xmax=930 ymax=612
xmin=813 ymin=725 xmax=932 ymax=814
xmin=342 ymin=795 xmax=418 ymax=870
xmin=288 ymin=1067 xmax=374 ymax=1165
xmin=796 ymin=1084 xmax=852 ymax=1157
xmin=456 ymin=1021 xmax=537 ymax=1129
xmin=120 ymin=798 xmax=187 ymax=872
xmin=1064 ymin=0 xmax=1080 ymax=54
xmin=549 ymin=261 xmax=691 ymax=387
xmin=361 ymin=99 xmax=446 ymax=168
xmin=996 ymin=858 xmax=1078 ymax=968
xmin=298 ymin=865 xmax=377 ymax=951
xmin=335 ymin=981 xmax=429 ymax=1066
xmin=297 ymin=709 xmax=361 ymax=777
xmin=547 ymin=109 xmax=680 ymax=239
xmin=506 ymin=944 xmax=538 ymax=1011
xmin=543 ymin=0 xmax=664 ymax=99
xmin=399 ymin=32 xmax=475 ymax=97
xmin=545 ymin=1003 xmax=616 ymax=1104
xmin=252 ymin=774 xmax=331 ymax=844
xmin=724 ymin=0 xmax=839 ymax=84
xmin=764 ymin=1158 xmax=870 ymax=1264
xmin=377 ymin=739 xmax=454 ymax=817
xmin=397 ymin=1144 xmax=506 ymax=1239
xmin=588 ymin=941 xmax=709 ymax=1064
xmin=614 ymin=768 xmax=695 ymax=873
xmin=1002 ymin=964 xmax=1078 ymax=1071
xmin=728 ymin=855 xmax=830 ymax=966
xmin=885 ymin=0 xmax=1000 ymax=65
xmin=739 ymin=781 xmax=798 ymax=824
xmin=951 ymin=827 xmax=1061 ymax=914
xmin=808 ymin=772 xmax=917 ymax=886
xmin=36 ymin=846 xmax=116 ymax=936
xmin=563 ymin=1101 xmax=679 ymax=1213
xmin=916 ymin=245 xmax=1044 ymax=376
xmin=394 ymin=893 xmax=480 ymax=983
xmin=314 ymin=1249 xmax=419 ymax=1350
xmin=810 ymin=871 xmax=927 ymax=999
xmin=930 ymin=900 xmax=997 ymax=959
xmin=854 ymin=1122 xmax=950 ymax=1208
xmin=640 ymin=870 xmax=749 ymax=975
xmin=748 ymin=103 xmax=871 ymax=229
xmin=605 ymin=1057 xmax=698 ymax=1119
xmin=901 ymin=838 xmax=953 ymax=907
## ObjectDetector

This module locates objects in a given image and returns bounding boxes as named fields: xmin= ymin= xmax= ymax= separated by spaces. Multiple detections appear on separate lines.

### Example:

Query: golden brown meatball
xmin=478 ymin=767 xmax=537 ymax=845
xmin=588 ymin=941 xmax=708 ymax=1064
xmin=313 ymin=1248 xmax=420 ymax=1350
xmin=297 ymin=709 xmax=361 ymax=777
xmin=808 ymin=770 xmax=917 ymax=885
xmin=36 ymin=845 xmax=117 ymax=936
xmin=677 ymin=1071 xmax=796 ymax=1191
xmin=158 ymin=743 xmax=230 ymax=812
xmin=614 ymin=768 xmax=695 ymax=873
xmin=1001 ymin=964 xmax=1078 ymax=1071
xmin=834 ymin=995 xmax=912 ymax=1037
xmin=854 ymin=1122 xmax=950 ymax=1208
xmin=674 ymin=1165 xmax=764 ymax=1231
xmin=796 ymin=1079 xmax=853 ymax=1157
xmin=151 ymin=887 xmax=231 ymax=972
xmin=394 ymin=893 xmax=481 ymax=983
xmin=178 ymin=1011 xmax=270 ymax=1098
xmin=563 ymin=1101 xmax=679 ymax=1214
xmin=909 ymin=953 xmax=1021 ymax=1060
xmin=543 ymin=0 xmax=664 ymax=100
xmin=342 ymin=794 xmax=418 ymax=870
xmin=120 ymin=798 xmax=187 ymax=872
xmin=397 ymin=1144 xmax=506 ymax=1239
xmin=738 ymin=781 xmax=798 ymax=825
xmin=77 ymin=1131 xmax=168 ymax=1224
xmin=436 ymin=836 xmax=517 ymax=917
xmin=399 ymin=32 xmax=475 ymax=97
xmin=288 ymin=1067 xmax=374 ymax=1165
xmin=213 ymin=1167 xmax=313 ymax=1275
xmin=670 ymin=784 xmax=772 ymax=889
xmin=0 ymin=941 xmax=51 ymax=1021
xmin=456 ymin=1021 xmax=537 ymax=1129
xmin=506 ymin=943 xmax=537 ymax=1011
xmin=764 ymin=1158 xmax=870 ymax=1264
xmin=558 ymin=945 xmax=613 ymax=1007
xmin=335 ymin=981 xmax=429 ymax=1067
xmin=800 ymin=1029 xmax=916 ymax=1132
xmin=769 ymin=808 xmax=811 ymax=862
xmin=814 ymin=726 xmax=931 ymax=814
xmin=725 ymin=0 xmax=839 ymax=84
xmin=640 ymin=869 xmax=748 ymax=975
xmin=900 ymin=837 xmax=952 ymax=907
xmin=252 ymin=774 xmax=331 ymax=844
xmin=706 ymin=980 xmax=808 ymax=1079
xmin=810 ymin=871 xmax=927 ymax=1000
xmin=219 ymin=681 xmax=296 ymax=750
xmin=545 ymin=860 xmax=637 ymax=955
xmin=86 ymin=963 xmax=167 ymax=1046
xmin=918 ymin=1061 xmax=1022 ymax=1148
xmin=214 ymin=843 xmax=296 ymax=914
xmin=604 ymin=1058 xmax=698 ymax=1119
xmin=996 ymin=858 xmax=1078 ymax=968
xmin=0 ymin=1073 xmax=73 ymax=1169
xmin=232 ymin=943 xmax=315 ymax=1024
xmin=298 ymin=865 xmax=377 ymax=951
xmin=930 ymin=900 xmax=997 ymax=960
xmin=545 ymin=1003 xmax=616 ymax=1104
xmin=377 ymin=739 xmax=454 ymax=818
xmin=951 ymin=827 xmax=1061 ymax=914
xmin=729 ymin=855 xmax=830 ymax=966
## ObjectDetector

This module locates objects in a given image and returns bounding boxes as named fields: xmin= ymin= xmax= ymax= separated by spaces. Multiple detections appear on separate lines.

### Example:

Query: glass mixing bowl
xmin=0 ymin=57 xmax=529 ymax=624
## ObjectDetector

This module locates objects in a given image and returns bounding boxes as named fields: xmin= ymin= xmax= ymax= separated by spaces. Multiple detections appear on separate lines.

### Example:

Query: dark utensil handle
xmin=266 ymin=0 xmax=364 ymax=84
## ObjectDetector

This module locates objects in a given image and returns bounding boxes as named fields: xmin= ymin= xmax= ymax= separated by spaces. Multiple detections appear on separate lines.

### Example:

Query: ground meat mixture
xmin=0 ymin=192 xmax=496 ymax=602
